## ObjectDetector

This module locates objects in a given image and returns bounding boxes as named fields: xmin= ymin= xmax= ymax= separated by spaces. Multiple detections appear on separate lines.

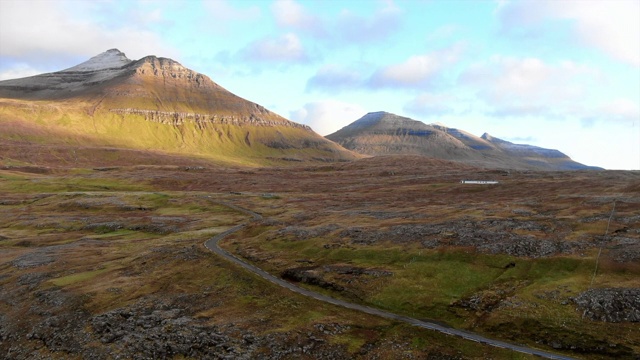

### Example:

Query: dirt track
xmin=204 ymin=199 xmax=577 ymax=360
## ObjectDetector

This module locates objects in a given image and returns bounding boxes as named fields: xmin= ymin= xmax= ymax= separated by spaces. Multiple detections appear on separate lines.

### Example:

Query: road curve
xmin=203 ymin=200 xmax=576 ymax=360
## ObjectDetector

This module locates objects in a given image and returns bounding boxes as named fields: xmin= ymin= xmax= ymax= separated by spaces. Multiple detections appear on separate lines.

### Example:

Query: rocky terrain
xmin=3 ymin=288 xmax=356 ymax=360
xmin=277 ymin=214 xmax=640 ymax=259
xmin=573 ymin=288 xmax=640 ymax=323
xmin=1 ymin=157 xmax=639 ymax=359
xmin=211 ymin=160 xmax=639 ymax=358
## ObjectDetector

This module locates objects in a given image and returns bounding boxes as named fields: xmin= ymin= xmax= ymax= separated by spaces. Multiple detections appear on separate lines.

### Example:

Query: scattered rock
xmin=451 ymin=282 xmax=527 ymax=313
xmin=333 ymin=219 xmax=581 ymax=258
xmin=12 ymin=252 xmax=55 ymax=268
xmin=281 ymin=266 xmax=345 ymax=292
xmin=282 ymin=264 xmax=393 ymax=296
xmin=277 ymin=224 xmax=340 ymax=240
xmin=17 ymin=272 xmax=50 ymax=290
xmin=573 ymin=288 xmax=640 ymax=322
xmin=339 ymin=227 xmax=384 ymax=245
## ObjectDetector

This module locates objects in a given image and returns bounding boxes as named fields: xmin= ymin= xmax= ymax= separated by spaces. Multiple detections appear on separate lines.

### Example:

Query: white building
xmin=460 ymin=180 xmax=499 ymax=184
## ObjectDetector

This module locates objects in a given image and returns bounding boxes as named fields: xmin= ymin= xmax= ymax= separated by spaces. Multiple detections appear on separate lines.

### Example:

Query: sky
xmin=0 ymin=0 xmax=639 ymax=170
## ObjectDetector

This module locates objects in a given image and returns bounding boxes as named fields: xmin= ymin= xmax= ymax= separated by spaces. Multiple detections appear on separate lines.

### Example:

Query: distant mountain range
xmin=0 ymin=49 xmax=597 ymax=170
xmin=326 ymin=111 xmax=598 ymax=170
xmin=0 ymin=49 xmax=356 ymax=167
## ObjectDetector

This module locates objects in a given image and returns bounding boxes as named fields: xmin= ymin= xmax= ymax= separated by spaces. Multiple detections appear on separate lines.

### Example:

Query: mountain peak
xmin=328 ymin=111 xmax=448 ymax=144
xmin=355 ymin=111 xmax=391 ymax=124
xmin=135 ymin=55 xmax=187 ymax=71
xmin=354 ymin=111 xmax=423 ymax=127
xmin=365 ymin=111 xmax=391 ymax=117
xmin=62 ymin=49 xmax=132 ymax=72
xmin=481 ymin=133 xmax=494 ymax=141
xmin=0 ymin=48 xmax=356 ymax=165
xmin=327 ymin=112 xmax=597 ymax=170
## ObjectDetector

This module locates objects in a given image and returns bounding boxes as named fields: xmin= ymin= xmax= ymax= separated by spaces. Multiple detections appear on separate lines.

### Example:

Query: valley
xmin=1 ymin=155 xmax=638 ymax=359
xmin=0 ymin=49 xmax=638 ymax=359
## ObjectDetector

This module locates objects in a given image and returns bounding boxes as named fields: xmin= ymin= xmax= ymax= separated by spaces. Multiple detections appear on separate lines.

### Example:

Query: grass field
xmin=1 ymin=154 xmax=638 ymax=359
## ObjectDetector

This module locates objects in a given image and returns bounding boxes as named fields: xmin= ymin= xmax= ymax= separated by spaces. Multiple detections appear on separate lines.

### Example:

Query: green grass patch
xmin=329 ymin=331 xmax=369 ymax=353
xmin=0 ymin=175 xmax=149 ymax=193
xmin=88 ymin=229 xmax=138 ymax=239
xmin=50 ymin=268 xmax=110 ymax=287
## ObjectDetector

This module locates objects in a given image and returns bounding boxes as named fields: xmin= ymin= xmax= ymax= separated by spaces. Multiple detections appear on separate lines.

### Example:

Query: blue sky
xmin=1 ymin=0 xmax=639 ymax=169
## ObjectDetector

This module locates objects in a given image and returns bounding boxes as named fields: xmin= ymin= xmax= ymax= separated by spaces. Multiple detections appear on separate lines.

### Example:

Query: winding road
xmin=204 ymin=200 xmax=576 ymax=360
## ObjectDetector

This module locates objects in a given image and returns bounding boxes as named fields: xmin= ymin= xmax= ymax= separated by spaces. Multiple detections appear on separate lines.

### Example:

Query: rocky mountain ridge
xmin=327 ymin=111 xmax=597 ymax=170
xmin=62 ymin=48 xmax=133 ymax=72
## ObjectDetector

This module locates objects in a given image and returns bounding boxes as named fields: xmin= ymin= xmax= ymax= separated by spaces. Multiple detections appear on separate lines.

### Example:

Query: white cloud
xmin=562 ymin=0 xmax=640 ymax=67
xmin=0 ymin=0 xmax=177 ymax=68
xmin=498 ymin=0 xmax=640 ymax=67
xmin=487 ymin=104 xmax=553 ymax=118
xmin=239 ymin=33 xmax=310 ymax=64
xmin=335 ymin=1 xmax=403 ymax=43
xmin=0 ymin=63 xmax=41 ymax=81
xmin=403 ymin=92 xmax=456 ymax=117
xmin=203 ymin=0 xmax=261 ymax=21
xmin=368 ymin=43 xmax=464 ymax=89
xmin=271 ymin=0 xmax=403 ymax=45
xmin=306 ymin=64 xmax=364 ymax=92
xmin=290 ymin=100 xmax=366 ymax=135
xmin=370 ymin=55 xmax=441 ymax=88
xmin=271 ymin=0 xmax=324 ymax=36
xmin=595 ymin=98 xmax=640 ymax=124
xmin=426 ymin=24 xmax=459 ymax=42
xmin=459 ymin=56 xmax=596 ymax=117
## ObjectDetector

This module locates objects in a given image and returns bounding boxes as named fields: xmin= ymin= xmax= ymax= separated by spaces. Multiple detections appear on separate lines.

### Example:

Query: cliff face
xmin=108 ymin=55 xmax=288 ymax=120
xmin=109 ymin=109 xmax=311 ymax=129
xmin=131 ymin=56 xmax=215 ymax=88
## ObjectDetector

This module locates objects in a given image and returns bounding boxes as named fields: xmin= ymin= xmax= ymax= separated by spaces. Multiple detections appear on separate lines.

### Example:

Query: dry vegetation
xmin=1 ymin=152 xmax=639 ymax=359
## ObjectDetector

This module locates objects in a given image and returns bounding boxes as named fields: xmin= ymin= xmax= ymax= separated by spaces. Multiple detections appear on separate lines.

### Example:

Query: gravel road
xmin=204 ymin=200 xmax=576 ymax=360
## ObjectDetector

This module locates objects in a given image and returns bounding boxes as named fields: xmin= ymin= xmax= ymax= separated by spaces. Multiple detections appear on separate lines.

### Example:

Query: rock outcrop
xmin=110 ymin=108 xmax=311 ymax=129
xmin=573 ymin=288 xmax=640 ymax=322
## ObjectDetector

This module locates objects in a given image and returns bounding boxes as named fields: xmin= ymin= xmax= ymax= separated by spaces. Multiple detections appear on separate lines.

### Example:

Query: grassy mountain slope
xmin=0 ymin=50 xmax=357 ymax=167
xmin=327 ymin=111 xmax=596 ymax=170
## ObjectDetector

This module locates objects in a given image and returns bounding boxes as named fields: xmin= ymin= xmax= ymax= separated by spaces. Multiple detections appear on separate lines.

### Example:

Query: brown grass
xmin=1 ymin=154 xmax=638 ymax=358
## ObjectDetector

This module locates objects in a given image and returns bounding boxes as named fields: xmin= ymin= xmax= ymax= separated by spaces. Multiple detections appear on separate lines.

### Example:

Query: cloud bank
xmin=239 ymin=33 xmax=311 ymax=64
xmin=459 ymin=56 xmax=597 ymax=118
xmin=498 ymin=0 xmax=640 ymax=67
xmin=0 ymin=0 xmax=177 ymax=72
xmin=290 ymin=100 xmax=366 ymax=135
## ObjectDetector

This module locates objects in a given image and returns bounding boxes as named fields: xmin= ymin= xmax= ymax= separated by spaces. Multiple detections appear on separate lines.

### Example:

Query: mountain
xmin=326 ymin=111 xmax=597 ymax=170
xmin=0 ymin=49 xmax=357 ymax=167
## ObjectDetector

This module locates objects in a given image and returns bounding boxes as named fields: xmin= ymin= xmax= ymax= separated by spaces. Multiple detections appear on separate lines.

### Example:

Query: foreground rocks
xmin=3 ymin=285 xmax=449 ymax=360
xmin=573 ymin=288 xmax=640 ymax=323
xmin=280 ymin=216 xmax=640 ymax=260
xmin=282 ymin=265 xmax=393 ymax=296
xmin=90 ymin=305 xmax=354 ymax=359
xmin=2 ymin=292 xmax=352 ymax=360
